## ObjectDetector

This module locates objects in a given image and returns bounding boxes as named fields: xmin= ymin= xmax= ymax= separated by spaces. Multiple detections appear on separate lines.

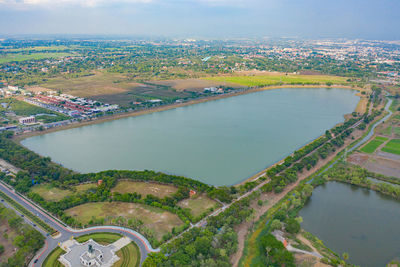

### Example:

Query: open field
xmin=0 ymin=52 xmax=72 ymax=64
xmin=74 ymin=183 xmax=97 ymax=193
xmin=204 ymin=73 xmax=349 ymax=87
xmin=111 ymin=181 xmax=178 ymax=198
xmin=65 ymin=202 xmax=183 ymax=240
xmin=3 ymin=46 xmax=72 ymax=52
xmin=360 ymin=136 xmax=388 ymax=154
xmin=40 ymin=71 xmax=191 ymax=106
xmin=177 ymin=194 xmax=219 ymax=217
xmin=31 ymin=183 xmax=97 ymax=201
xmin=0 ymin=98 xmax=68 ymax=120
xmin=151 ymin=78 xmax=244 ymax=92
xmin=31 ymin=184 xmax=72 ymax=202
xmin=382 ymin=139 xmax=400 ymax=155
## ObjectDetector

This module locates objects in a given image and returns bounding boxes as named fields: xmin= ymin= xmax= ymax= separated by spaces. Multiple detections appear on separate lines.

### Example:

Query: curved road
xmin=0 ymin=181 xmax=159 ymax=267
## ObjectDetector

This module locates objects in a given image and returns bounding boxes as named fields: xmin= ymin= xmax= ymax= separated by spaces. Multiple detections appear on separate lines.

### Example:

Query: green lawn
xmin=178 ymin=194 xmax=219 ymax=218
xmin=205 ymin=74 xmax=348 ymax=87
xmin=360 ymin=136 xmax=389 ymax=154
xmin=43 ymin=247 xmax=65 ymax=267
xmin=382 ymin=139 xmax=400 ymax=155
xmin=0 ymin=52 xmax=72 ymax=64
xmin=115 ymin=242 xmax=141 ymax=267
xmin=0 ymin=98 xmax=68 ymax=121
xmin=75 ymin=232 xmax=122 ymax=244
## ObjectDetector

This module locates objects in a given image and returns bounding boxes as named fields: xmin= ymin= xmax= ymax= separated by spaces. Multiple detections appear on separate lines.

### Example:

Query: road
xmin=0 ymin=181 xmax=159 ymax=267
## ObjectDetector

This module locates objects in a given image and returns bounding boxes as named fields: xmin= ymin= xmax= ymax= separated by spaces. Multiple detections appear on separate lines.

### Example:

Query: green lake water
xmin=21 ymin=88 xmax=359 ymax=186
xmin=300 ymin=182 xmax=400 ymax=266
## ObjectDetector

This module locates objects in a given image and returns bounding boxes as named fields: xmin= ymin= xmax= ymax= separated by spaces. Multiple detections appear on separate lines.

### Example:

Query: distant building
xmin=19 ymin=116 xmax=36 ymax=124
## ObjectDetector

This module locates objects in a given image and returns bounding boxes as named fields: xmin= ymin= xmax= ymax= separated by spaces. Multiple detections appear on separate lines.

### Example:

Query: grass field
xmin=43 ymin=247 xmax=65 ymax=267
xmin=360 ymin=136 xmax=389 ymax=154
xmin=66 ymin=202 xmax=183 ymax=241
xmin=74 ymin=183 xmax=97 ymax=193
xmin=394 ymin=127 xmax=400 ymax=138
xmin=43 ymin=233 xmax=139 ymax=267
xmin=204 ymin=73 xmax=348 ymax=87
xmin=31 ymin=183 xmax=97 ymax=201
xmin=115 ymin=242 xmax=140 ymax=267
xmin=0 ymin=99 xmax=68 ymax=122
xmin=111 ymin=181 xmax=178 ymax=198
xmin=178 ymin=194 xmax=219 ymax=217
xmin=382 ymin=139 xmax=400 ymax=155
xmin=75 ymin=232 xmax=122 ymax=243
xmin=31 ymin=184 xmax=72 ymax=202
xmin=0 ymin=52 xmax=72 ymax=64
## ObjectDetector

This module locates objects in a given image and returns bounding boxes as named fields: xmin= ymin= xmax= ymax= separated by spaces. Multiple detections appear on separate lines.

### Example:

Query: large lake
xmin=22 ymin=88 xmax=359 ymax=185
xmin=300 ymin=182 xmax=400 ymax=266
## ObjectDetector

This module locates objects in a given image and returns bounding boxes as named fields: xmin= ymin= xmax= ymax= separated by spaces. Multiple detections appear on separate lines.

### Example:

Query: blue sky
xmin=0 ymin=0 xmax=399 ymax=39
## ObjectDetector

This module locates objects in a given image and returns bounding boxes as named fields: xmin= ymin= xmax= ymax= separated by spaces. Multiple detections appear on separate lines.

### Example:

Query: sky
xmin=0 ymin=0 xmax=399 ymax=39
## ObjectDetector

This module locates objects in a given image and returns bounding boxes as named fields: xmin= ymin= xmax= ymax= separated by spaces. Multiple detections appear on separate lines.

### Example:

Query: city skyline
xmin=0 ymin=0 xmax=399 ymax=40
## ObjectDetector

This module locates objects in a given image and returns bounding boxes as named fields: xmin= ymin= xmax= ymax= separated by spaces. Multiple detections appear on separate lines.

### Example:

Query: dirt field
xmin=38 ymin=71 xmax=192 ymax=106
xmin=0 ymin=221 xmax=17 ymax=263
xmin=65 ymin=202 xmax=183 ymax=241
xmin=111 ymin=181 xmax=178 ymax=198
xmin=40 ymin=72 xmax=136 ymax=97
xmin=177 ymin=194 xmax=220 ymax=217
xmin=348 ymin=151 xmax=400 ymax=178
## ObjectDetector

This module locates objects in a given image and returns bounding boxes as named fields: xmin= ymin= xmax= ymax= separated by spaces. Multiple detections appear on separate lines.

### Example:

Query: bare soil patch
xmin=0 ymin=222 xmax=17 ymax=262
xmin=111 ymin=181 xmax=178 ymax=198
xmin=66 ymin=202 xmax=183 ymax=241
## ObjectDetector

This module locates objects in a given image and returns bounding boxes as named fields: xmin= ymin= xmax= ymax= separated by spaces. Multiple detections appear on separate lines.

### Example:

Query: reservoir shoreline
xmin=14 ymin=84 xmax=364 ymax=141
xmin=17 ymin=86 xmax=363 ymax=186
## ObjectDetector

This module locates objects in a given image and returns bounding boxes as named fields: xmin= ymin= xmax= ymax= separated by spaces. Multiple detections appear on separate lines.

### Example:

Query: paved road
xmin=0 ymin=181 xmax=159 ymax=267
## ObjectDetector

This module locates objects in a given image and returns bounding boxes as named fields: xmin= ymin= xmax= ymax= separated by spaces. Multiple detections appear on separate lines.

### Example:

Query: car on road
xmin=34 ymin=259 xmax=38 ymax=263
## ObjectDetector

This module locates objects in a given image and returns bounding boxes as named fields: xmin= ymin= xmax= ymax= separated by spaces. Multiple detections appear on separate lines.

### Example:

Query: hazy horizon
xmin=0 ymin=0 xmax=399 ymax=40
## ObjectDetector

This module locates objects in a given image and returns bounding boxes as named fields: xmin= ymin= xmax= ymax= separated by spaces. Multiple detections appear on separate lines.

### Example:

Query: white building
xmin=19 ymin=116 xmax=36 ymax=124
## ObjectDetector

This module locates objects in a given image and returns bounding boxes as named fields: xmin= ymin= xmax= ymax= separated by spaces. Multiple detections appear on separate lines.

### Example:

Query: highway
xmin=0 ymin=181 xmax=159 ymax=267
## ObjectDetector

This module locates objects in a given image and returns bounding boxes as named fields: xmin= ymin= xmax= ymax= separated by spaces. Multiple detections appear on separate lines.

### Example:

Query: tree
xmin=270 ymin=219 xmax=282 ymax=231
xmin=342 ymin=252 xmax=349 ymax=261
xmin=285 ymin=218 xmax=300 ymax=234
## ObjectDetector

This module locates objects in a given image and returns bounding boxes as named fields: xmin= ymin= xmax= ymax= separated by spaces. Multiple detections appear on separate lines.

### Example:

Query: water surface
xmin=300 ymin=182 xmax=400 ymax=266
xmin=22 ymin=88 xmax=359 ymax=185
